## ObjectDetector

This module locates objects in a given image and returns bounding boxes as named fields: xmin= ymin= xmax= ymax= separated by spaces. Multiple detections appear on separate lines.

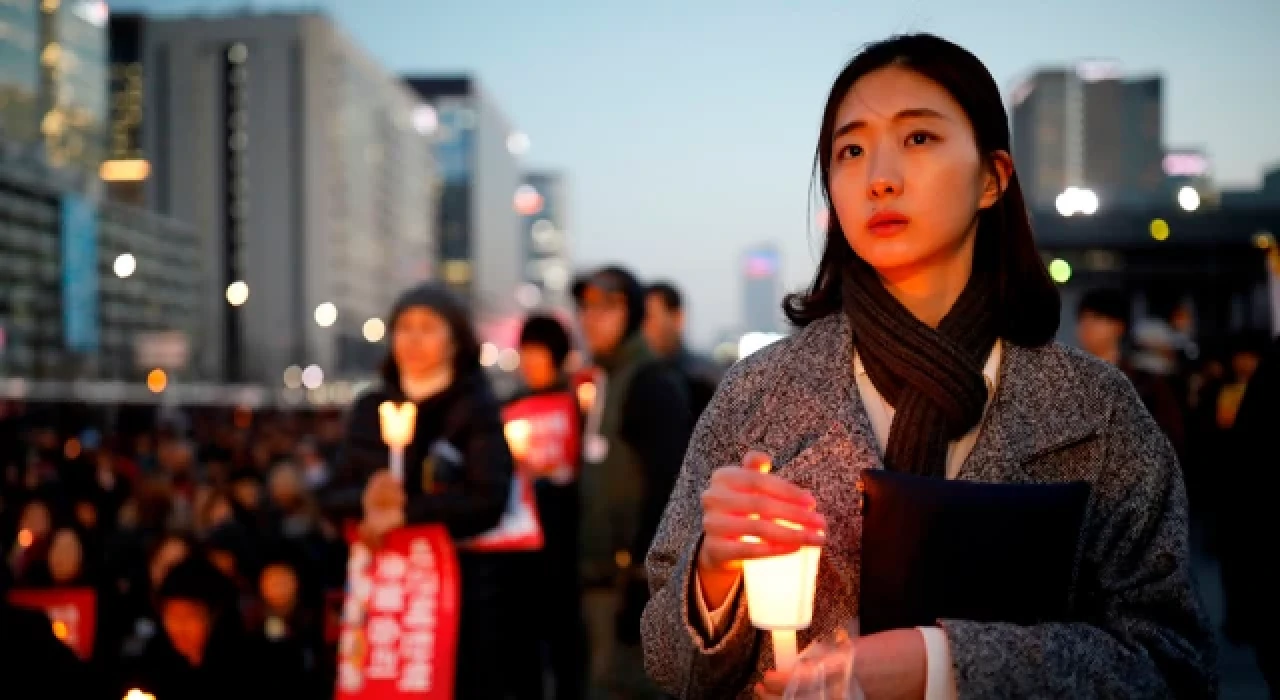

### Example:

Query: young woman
xmin=334 ymin=282 xmax=513 ymax=699
xmin=640 ymin=35 xmax=1214 ymax=699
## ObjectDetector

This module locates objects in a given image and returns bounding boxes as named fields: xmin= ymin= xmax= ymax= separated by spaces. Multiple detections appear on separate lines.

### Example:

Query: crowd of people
xmin=0 ymin=267 xmax=722 ymax=699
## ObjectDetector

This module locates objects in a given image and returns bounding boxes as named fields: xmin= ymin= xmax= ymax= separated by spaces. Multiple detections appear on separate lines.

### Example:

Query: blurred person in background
xmin=575 ymin=266 xmax=693 ymax=699
xmin=247 ymin=549 xmax=327 ymax=699
xmin=295 ymin=438 xmax=331 ymax=491
xmin=334 ymin=282 xmax=513 ymax=698
xmin=509 ymin=313 xmax=588 ymax=700
xmin=1216 ymin=333 xmax=1280 ymax=693
xmin=643 ymin=281 xmax=723 ymax=422
xmin=1076 ymin=289 xmax=1185 ymax=456
xmin=120 ymin=556 xmax=259 ymax=700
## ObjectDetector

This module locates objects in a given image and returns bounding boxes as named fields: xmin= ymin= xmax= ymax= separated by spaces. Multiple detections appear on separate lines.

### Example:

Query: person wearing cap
xmin=332 ymin=282 xmax=514 ymax=698
xmin=575 ymin=266 xmax=693 ymax=699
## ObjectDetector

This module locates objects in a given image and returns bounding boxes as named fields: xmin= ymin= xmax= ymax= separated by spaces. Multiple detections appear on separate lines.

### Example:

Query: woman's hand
xmin=753 ymin=629 xmax=927 ymax=699
xmin=698 ymin=451 xmax=826 ymax=609
xmin=359 ymin=469 xmax=405 ymax=546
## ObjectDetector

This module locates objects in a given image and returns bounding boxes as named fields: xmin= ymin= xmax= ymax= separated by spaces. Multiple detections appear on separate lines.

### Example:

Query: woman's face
xmin=48 ymin=528 xmax=84 ymax=584
xmin=19 ymin=501 xmax=52 ymax=539
xmin=392 ymin=307 xmax=455 ymax=380
xmin=259 ymin=563 xmax=299 ymax=611
xmin=828 ymin=66 xmax=1006 ymax=284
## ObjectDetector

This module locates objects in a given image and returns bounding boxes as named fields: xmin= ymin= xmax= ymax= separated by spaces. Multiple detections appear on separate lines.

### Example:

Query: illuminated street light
xmin=1178 ymin=186 xmax=1201 ymax=212
xmin=301 ymin=364 xmax=324 ymax=390
xmin=314 ymin=302 xmax=338 ymax=328
xmin=226 ymin=280 xmax=249 ymax=306
xmin=113 ymin=253 xmax=136 ymax=279
xmin=1055 ymin=187 xmax=1098 ymax=217
xmin=1048 ymin=258 xmax=1072 ymax=283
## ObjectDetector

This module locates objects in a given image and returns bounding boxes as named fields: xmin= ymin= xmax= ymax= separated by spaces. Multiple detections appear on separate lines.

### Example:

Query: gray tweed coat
xmin=641 ymin=314 xmax=1216 ymax=699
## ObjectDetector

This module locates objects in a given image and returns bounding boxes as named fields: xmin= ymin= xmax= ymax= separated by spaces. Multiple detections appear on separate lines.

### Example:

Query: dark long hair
xmin=783 ymin=34 xmax=1060 ymax=347
xmin=379 ymin=282 xmax=483 ymax=392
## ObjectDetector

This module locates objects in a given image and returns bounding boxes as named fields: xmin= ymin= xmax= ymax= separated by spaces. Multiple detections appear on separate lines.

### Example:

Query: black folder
xmin=858 ymin=469 xmax=1090 ymax=636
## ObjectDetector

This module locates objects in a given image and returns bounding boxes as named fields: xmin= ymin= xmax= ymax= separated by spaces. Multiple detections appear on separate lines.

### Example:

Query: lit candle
xmin=124 ymin=690 xmax=156 ymax=700
xmin=378 ymin=401 xmax=417 ymax=481
xmin=740 ymin=459 xmax=822 ymax=675
xmin=504 ymin=419 xmax=533 ymax=462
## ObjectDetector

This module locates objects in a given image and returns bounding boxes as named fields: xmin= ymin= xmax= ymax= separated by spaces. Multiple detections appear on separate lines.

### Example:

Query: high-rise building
xmin=141 ymin=12 xmax=437 ymax=384
xmin=403 ymin=76 xmax=523 ymax=320
xmin=1010 ymin=63 xmax=1163 ymax=211
xmin=742 ymin=244 xmax=782 ymax=334
xmin=0 ymin=0 xmax=41 ymax=149
xmin=0 ymin=155 xmax=205 ymax=382
xmin=519 ymin=171 xmax=572 ymax=310
xmin=103 ymin=12 xmax=146 ymax=205
xmin=37 ymin=0 xmax=109 ymax=176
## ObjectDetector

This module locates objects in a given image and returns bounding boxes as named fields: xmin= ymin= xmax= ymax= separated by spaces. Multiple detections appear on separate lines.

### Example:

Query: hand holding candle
xmin=697 ymin=451 xmax=826 ymax=674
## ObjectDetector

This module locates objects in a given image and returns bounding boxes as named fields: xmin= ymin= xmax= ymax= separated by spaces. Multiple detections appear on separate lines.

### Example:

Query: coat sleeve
xmin=939 ymin=372 xmax=1216 ymax=699
xmin=641 ymin=364 xmax=763 ymax=698
xmin=404 ymin=384 xmax=512 ymax=539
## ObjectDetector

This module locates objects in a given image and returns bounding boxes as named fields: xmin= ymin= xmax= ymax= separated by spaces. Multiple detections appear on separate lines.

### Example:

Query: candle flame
xmin=378 ymin=401 xmax=417 ymax=449
xmin=504 ymin=419 xmax=533 ymax=460
xmin=18 ymin=528 xmax=33 ymax=547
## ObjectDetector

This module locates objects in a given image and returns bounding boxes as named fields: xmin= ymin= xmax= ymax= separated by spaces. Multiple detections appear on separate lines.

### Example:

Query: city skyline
xmin=116 ymin=0 xmax=1280 ymax=347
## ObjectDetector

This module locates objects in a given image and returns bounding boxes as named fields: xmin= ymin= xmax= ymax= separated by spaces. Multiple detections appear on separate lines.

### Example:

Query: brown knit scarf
xmin=842 ymin=256 xmax=998 ymax=478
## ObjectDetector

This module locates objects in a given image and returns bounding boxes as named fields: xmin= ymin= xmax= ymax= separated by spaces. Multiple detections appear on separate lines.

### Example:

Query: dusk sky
xmin=117 ymin=0 xmax=1280 ymax=346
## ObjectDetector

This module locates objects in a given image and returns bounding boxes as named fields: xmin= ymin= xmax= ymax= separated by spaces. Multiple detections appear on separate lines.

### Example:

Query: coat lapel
xmin=958 ymin=342 xmax=1105 ymax=483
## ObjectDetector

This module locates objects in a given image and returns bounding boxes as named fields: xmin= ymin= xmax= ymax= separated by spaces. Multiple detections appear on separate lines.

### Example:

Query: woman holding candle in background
xmin=331 ymin=282 xmax=513 ymax=699
xmin=641 ymin=34 xmax=1214 ymax=699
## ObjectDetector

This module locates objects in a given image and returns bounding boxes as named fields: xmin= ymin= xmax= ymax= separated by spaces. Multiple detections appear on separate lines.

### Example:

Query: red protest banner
xmin=335 ymin=525 xmax=460 ymax=700
xmin=9 ymin=588 xmax=97 ymax=660
xmin=458 ymin=474 xmax=543 ymax=553
xmin=502 ymin=391 xmax=582 ymax=484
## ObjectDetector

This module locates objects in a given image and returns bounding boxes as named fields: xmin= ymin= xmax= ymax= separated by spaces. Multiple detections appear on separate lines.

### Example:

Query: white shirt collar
xmin=853 ymin=339 xmax=1003 ymax=400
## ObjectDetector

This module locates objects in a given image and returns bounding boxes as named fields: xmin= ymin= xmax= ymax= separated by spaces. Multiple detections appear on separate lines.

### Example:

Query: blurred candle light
xmin=740 ymin=459 xmax=821 ymax=675
xmin=17 ymin=528 xmax=33 ymax=548
xmin=52 ymin=619 xmax=69 ymax=640
xmin=576 ymin=381 xmax=597 ymax=413
xmin=378 ymin=401 xmax=417 ymax=481
xmin=504 ymin=419 xmax=532 ymax=461
xmin=124 ymin=690 xmax=156 ymax=700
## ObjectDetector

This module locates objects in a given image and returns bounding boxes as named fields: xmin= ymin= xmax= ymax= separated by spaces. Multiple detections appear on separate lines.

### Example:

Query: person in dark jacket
xmin=118 ymin=556 xmax=260 ymax=700
xmin=643 ymin=281 xmax=723 ymax=423
xmin=576 ymin=266 xmax=693 ymax=699
xmin=1076 ymin=288 xmax=1186 ymax=455
xmin=506 ymin=313 xmax=588 ymax=700
xmin=333 ymin=282 xmax=514 ymax=699
xmin=1217 ymin=333 xmax=1280 ymax=694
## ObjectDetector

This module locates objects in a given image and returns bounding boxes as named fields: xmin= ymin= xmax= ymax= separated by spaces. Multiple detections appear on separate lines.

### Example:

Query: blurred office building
xmin=136 ymin=11 xmax=437 ymax=384
xmin=518 ymin=171 xmax=573 ymax=311
xmin=403 ymin=75 xmax=524 ymax=321
xmin=1011 ymin=62 xmax=1165 ymax=212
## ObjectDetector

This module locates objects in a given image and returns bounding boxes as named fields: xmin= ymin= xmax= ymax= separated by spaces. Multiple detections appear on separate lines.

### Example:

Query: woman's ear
xmin=979 ymin=150 xmax=1014 ymax=210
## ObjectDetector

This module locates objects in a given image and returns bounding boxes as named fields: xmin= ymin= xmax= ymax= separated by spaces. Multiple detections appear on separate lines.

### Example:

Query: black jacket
xmin=331 ymin=371 xmax=515 ymax=699
xmin=328 ymin=371 xmax=512 ymax=539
